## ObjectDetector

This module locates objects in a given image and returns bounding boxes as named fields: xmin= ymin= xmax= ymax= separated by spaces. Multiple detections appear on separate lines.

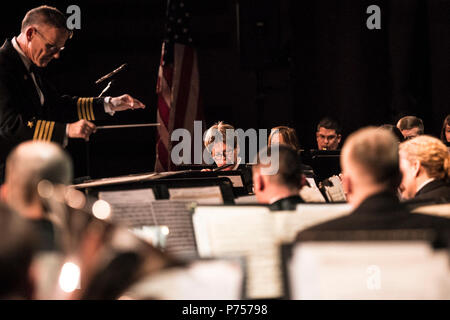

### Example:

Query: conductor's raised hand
xmin=109 ymin=94 xmax=146 ymax=112
xmin=68 ymin=119 xmax=97 ymax=141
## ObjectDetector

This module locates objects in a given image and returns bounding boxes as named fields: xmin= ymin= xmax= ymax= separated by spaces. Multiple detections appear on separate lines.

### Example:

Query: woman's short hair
xmin=268 ymin=126 xmax=301 ymax=151
xmin=203 ymin=121 xmax=238 ymax=150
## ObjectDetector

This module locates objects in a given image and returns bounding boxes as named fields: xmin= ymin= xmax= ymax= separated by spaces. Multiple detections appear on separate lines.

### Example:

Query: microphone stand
xmin=85 ymin=81 xmax=115 ymax=180
xmin=98 ymin=81 xmax=113 ymax=98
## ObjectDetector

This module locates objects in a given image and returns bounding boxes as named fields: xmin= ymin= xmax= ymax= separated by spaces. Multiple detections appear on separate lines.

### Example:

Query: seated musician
xmin=315 ymin=117 xmax=342 ymax=151
xmin=399 ymin=135 xmax=450 ymax=204
xmin=252 ymin=144 xmax=305 ymax=210
xmin=203 ymin=121 xmax=241 ymax=171
xmin=268 ymin=126 xmax=323 ymax=202
xmin=268 ymin=126 xmax=301 ymax=151
xmin=296 ymin=127 xmax=450 ymax=247
xmin=268 ymin=125 xmax=315 ymax=176
xmin=396 ymin=116 xmax=424 ymax=140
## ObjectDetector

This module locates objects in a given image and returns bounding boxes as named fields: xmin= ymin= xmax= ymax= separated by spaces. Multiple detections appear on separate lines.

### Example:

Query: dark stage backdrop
xmin=0 ymin=0 xmax=448 ymax=179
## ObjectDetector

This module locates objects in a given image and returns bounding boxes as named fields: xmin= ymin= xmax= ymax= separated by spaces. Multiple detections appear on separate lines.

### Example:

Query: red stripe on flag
xmin=173 ymin=45 xmax=194 ymax=131
xmin=157 ymin=95 xmax=170 ymax=128
xmin=154 ymin=42 xmax=204 ymax=171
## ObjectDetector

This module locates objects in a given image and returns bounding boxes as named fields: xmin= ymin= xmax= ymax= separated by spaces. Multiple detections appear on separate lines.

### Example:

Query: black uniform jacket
xmin=414 ymin=179 xmax=450 ymax=202
xmin=296 ymin=191 xmax=450 ymax=247
xmin=0 ymin=39 xmax=111 ymax=177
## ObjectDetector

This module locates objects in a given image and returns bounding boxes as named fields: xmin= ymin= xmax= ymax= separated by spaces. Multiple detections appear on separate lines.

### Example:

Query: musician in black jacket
xmin=399 ymin=135 xmax=450 ymax=203
xmin=252 ymin=144 xmax=305 ymax=210
xmin=296 ymin=127 xmax=450 ymax=246
xmin=0 ymin=5 xmax=145 ymax=181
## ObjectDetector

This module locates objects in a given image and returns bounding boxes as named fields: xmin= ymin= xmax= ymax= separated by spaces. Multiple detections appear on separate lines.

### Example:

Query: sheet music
xmin=169 ymin=186 xmax=223 ymax=204
xmin=234 ymin=195 xmax=259 ymax=204
xmin=299 ymin=185 xmax=326 ymax=203
xmin=149 ymin=200 xmax=198 ymax=259
xmin=99 ymin=190 xmax=197 ymax=259
xmin=289 ymin=241 xmax=450 ymax=299
xmin=193 ymin=206 xmax=282 ymax=299
xmin=124 ymin=259 xmax=244 ymax=300
xmin=324 ymin=175 xmax=347 ymax=202
xmin=193 ymin=204 xmax=353 ymax=299
xmin=293 ymin=203 xmax=353 ymax=232
xmin=99 ymin=189 xmax=156 ymax=226
xmin=306 ymin=178 xmax=318 ymax=189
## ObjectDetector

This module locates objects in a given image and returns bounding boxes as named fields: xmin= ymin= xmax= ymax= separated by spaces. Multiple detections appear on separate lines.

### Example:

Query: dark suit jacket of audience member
xmin=296 ymin=191 xmax=450 ymax=247
xmin=414 ymin=179 xmax=450 ymax=202
xmin=402 ymin=179 xmax=450 ymax=210
xmin=269 ymin=195 xmax=305 ymax=211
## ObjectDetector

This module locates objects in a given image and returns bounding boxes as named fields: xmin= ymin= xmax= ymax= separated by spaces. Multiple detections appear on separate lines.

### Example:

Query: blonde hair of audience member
xmin=268 ymin=126 xmax=301 ymax=151
xmin=396 ymin=116 xmax=424 ymax=140
xmin=252 ymin=145 xmax=305 ymax=204
xmin=340 ymin=127 xmax=401 ymax=208
xmin=203 ymin=121 xmax=239 ymax=169
xmin=398 ymin=135 xmax=450 ymax=199
xmin=2 ymin=141 xmax=72 ymax=220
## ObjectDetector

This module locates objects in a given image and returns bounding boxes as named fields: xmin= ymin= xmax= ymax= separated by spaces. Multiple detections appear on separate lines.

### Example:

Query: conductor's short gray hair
xmin=21 ymin=5 xmax=69 ymax=32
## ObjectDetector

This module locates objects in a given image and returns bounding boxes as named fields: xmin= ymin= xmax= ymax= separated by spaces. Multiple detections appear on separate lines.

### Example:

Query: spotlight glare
xmin=161 ymin=226 xmax=170 ymax=236
xmin=92 ymin=200 xmax=111 ymax=220
xmin=58 ymin=262 xmax=80 ymax=293
xmin=65 ymin=188 xmax=86 ymax=209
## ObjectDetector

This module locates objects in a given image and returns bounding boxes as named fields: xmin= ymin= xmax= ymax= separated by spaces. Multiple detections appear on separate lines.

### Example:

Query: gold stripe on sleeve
xmin=89 ymin=97 xmax=95 ymax=121
xmin=37 ymin=121 xmax=46 ymax=140
xmin=77 ymin=98 xmax=82 ymax=120
xmin=33 ymin=120 xmax=42 ymax=140
xmin=42 ymin=121 xmax=51 ymax=141
xmin=81 ymin=98 xmax=89 ymax=120
xmin=47 ymin=122 xmax=55 ymax=141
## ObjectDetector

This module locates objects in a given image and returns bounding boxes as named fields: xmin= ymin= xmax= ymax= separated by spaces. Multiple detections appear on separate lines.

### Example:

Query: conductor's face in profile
xmin=24 ymin=24 xmax=69 ymax=67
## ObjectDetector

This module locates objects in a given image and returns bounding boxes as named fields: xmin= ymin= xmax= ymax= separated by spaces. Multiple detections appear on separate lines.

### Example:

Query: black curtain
xmin=291 ymin=0 xmax=450 ymax=149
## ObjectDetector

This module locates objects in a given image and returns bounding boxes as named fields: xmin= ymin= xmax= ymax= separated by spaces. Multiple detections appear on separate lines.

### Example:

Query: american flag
xmin=154 ymin=0 xmax=203 ymax=172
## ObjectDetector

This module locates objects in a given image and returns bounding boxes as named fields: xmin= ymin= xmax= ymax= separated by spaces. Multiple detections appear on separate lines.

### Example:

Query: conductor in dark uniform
xmin=0 ymin=5 xmax=145 ymax=181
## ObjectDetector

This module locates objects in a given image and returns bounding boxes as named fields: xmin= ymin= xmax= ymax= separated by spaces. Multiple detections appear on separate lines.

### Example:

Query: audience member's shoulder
xmin=408 ymin=210 xmax=450 ymax=226
xmin=414 ymin=179 xmax=450 ymax=202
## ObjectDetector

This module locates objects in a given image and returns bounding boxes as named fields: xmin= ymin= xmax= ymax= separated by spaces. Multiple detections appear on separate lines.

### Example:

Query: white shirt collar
xmin=11 ymin=37 xmax=32 ymax=72
xmin=416 ymin=178 xmax=435 ymax=194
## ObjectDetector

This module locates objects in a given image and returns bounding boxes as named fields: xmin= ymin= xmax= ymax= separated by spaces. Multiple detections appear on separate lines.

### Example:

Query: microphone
xmin=95 ymin=63 xmax=127 ymax=84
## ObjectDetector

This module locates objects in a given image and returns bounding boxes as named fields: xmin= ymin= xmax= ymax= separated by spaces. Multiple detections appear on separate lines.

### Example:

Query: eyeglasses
xmin=34 ymin=28 xmax=65 ymax=54
xmin=212 ymin=150 xmax=235 ymax=161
